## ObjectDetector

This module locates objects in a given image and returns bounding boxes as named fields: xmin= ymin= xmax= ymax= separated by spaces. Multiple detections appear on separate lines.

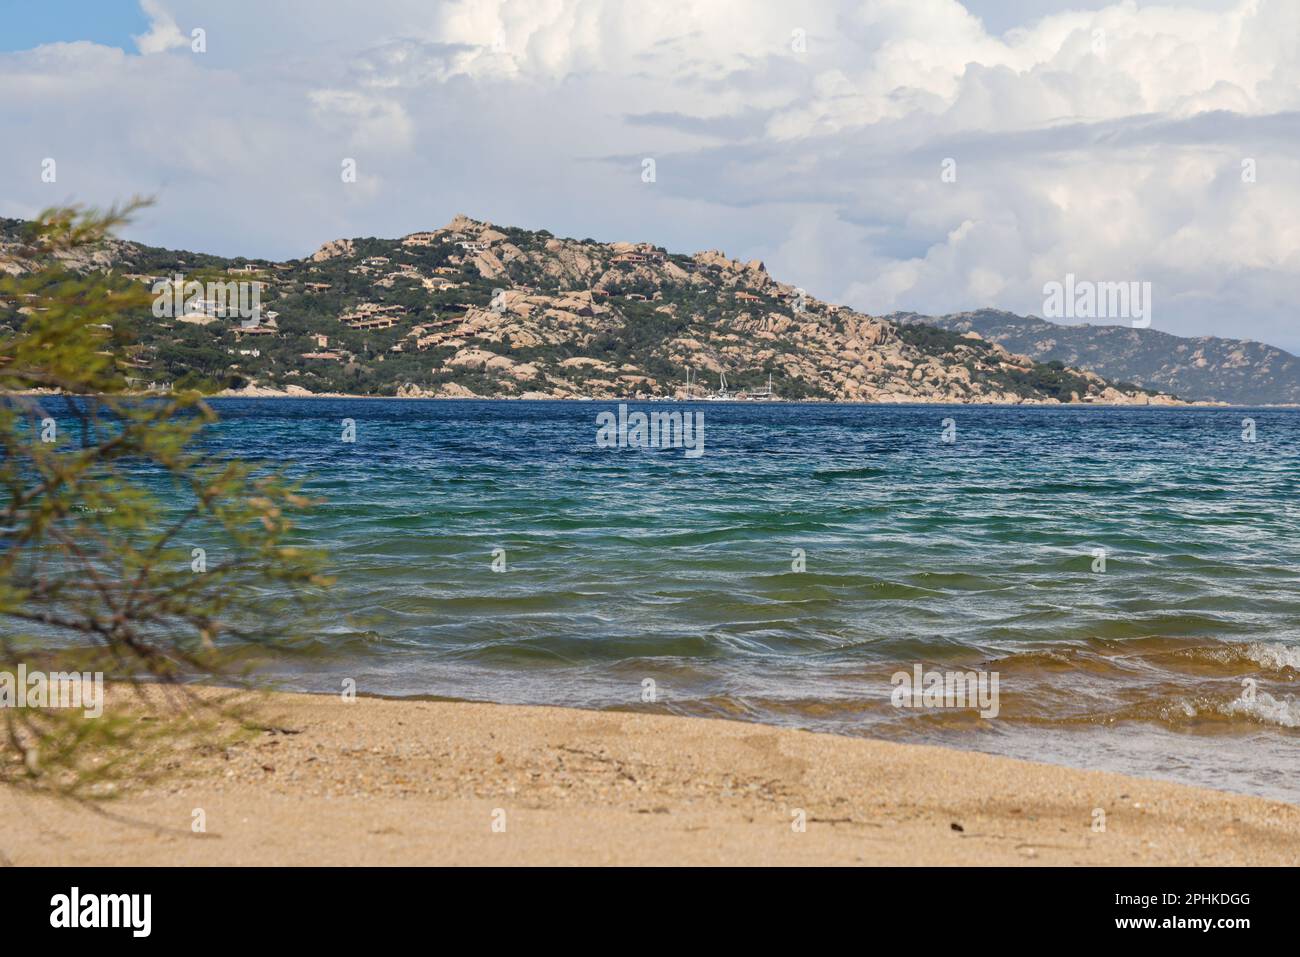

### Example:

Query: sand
xmin=2 ymin=688 xmax=1297 ymax=866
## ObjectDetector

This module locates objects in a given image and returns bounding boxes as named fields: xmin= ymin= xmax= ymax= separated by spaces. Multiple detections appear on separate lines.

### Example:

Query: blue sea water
xmin=197 ymin=400 xmax=1300 ymax=802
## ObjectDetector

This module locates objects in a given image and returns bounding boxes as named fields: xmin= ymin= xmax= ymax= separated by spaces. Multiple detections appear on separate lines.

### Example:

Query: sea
xmin=191 ymin=399 xmax=1300 ymax=802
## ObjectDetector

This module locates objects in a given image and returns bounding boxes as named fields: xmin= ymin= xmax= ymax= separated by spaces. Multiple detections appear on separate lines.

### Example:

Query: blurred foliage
xmin=0 ymin=203 xmax=330 ymax=797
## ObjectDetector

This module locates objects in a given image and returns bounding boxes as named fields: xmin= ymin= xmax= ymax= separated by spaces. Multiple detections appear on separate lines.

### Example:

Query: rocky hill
xmin=0 ymin=215 xmax=1174 ymax=404
xmin=894 ymin=309 xmax=1297 ymax=405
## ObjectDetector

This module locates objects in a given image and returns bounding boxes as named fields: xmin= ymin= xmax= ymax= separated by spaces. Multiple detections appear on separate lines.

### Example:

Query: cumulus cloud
xmin=2 ymin=0 xmax=1298 ymax=348
xmin=133 ymin=0 xmax=189 ymax=54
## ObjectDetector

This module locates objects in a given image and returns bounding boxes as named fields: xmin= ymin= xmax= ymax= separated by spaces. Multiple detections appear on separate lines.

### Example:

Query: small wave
xmin=811 ymin=466 xmax=887 ymax=482
xmin=1222 ymin=690 xmax=1300 ymax=728
xmin=1244 ymin=642 xmax=1300 ymax=672
xmin=905 ymin=571 xmax=1003 ymax=592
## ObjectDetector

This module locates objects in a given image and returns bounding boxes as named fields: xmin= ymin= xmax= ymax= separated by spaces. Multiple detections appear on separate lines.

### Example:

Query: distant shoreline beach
xmin=2 ymin=388 xmax=1238 ymax=406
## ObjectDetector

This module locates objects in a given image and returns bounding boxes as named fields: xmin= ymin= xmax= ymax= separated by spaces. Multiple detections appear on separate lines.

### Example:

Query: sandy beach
xmin=2 ymin=687 xmax=1297 ymax=866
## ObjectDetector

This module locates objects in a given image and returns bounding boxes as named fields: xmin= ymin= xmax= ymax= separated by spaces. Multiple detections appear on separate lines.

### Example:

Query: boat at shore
xmin=736 ymin=372 xmax=776 ymax=401
xmin=704 ymin=371 xmax=734 ymax=401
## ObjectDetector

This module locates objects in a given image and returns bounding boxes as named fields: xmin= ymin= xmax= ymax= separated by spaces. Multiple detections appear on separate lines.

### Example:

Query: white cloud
xmin=133 ymin=0 xmax=188 ymax=55
xmin=308 ymin=89 xmax=413 ymax=151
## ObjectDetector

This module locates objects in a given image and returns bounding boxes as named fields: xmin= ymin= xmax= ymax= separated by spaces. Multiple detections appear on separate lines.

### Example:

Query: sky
xmin=1 ymin=0 xmax=1297 ymax=349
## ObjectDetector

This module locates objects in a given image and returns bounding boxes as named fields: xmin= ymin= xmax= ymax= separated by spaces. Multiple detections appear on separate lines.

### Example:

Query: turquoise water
xmin=206 ymin=399 xmax=1300 ymax=802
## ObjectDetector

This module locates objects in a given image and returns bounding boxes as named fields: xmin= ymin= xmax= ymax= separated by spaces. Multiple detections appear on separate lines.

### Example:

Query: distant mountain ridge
xmin=1 ymin=214 xmax=1174 ymax=405
xmin=893 ymin=310 xmax=1299 ymax=405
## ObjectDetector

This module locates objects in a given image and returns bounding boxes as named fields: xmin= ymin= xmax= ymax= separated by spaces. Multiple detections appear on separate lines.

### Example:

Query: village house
xmin=612 ymin=250 xmax=666 ymax=265
xmin=186 ymin=298 xmax=223 ymax=316
xmin=419 ymin=316 xmax=463 ymax=332
xmin=401 ymin=232 xmax=439 ymax=247
xmin=353 ymin=302 xmax=405 ymax=316
xmin=345 ymin=315 xmax=399 ymax=330
xmin=338 ymin=302 xmax=405 ymax=328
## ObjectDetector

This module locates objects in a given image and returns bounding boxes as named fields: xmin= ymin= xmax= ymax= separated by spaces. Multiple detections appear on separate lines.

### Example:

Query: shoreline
xmin=209 ymin=392 xmax=1232 ymax=406
xmin=2 ymin=388 xmax=1241 ymax=406
xmin=4 ymin=687 xmax=1297 ymax=865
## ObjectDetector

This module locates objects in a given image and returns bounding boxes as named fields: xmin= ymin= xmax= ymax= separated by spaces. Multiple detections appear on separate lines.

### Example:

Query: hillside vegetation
xmin=1 ymin=214 xmax=1174 ymax=404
